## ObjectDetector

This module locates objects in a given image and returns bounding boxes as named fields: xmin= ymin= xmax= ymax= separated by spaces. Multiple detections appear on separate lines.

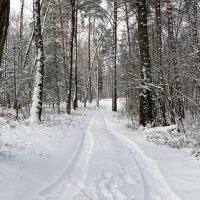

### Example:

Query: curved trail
xmin=102 ymin=113 xmax=180 ymax=200
xmin=40 ymin=115 xmax=95 ymax=200
xmin=40 ymin=109 xmax=181 ymax=200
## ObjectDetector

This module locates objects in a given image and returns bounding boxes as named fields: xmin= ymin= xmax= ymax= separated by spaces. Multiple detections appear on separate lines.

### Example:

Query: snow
xmin=137 ymin=115 xmax=200 ymax=156
xmin=0 ymin=100 xmax=200 ymax=200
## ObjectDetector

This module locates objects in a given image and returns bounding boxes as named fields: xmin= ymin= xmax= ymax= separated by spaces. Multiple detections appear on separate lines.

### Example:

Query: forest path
xmin=41 ymin=107 xmax=180 ymax=200
xmin=1 ymin=101 xmax=200 ymax=200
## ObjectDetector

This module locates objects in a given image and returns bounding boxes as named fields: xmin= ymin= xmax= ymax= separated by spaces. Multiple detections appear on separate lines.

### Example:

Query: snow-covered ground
xmin=0 ymin=100 xmax=200 ymax=200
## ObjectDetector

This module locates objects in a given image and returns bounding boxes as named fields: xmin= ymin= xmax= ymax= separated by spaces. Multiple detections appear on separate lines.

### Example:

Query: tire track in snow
xmin=98 ymin=168 xmax=142 ymax=200
xmin=39 ymin=115 xmax=95 ymax=200
xmin=102 ymin=115 xmax=147 ymax=200
xmin=103 ymin=113 xmax=181 ymax=200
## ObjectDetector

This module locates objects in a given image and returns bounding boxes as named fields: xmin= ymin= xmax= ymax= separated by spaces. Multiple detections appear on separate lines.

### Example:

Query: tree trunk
xmin=166 ymin=0 xmax=183 ymax=124
xmin=185 ymin=0 xmax=200 ymax=116
xmin=22 ymin=1 xmax=48 ymax=69
xmin=13 ymin=47 xmax=18 ymax=119
xmin=88 ymin=15 xmax=92 ymax=104
xmin=53 ymin=2 xmax=60 ymax=114
xmin=58 ymin=0 xmax=68 ymax=102
xmin=83 ymin=15 xmax=92 ymax=107
xmin=96 ymin=53 xmax=102 ymax=107
xmin=137 ymin=0 xmax=153 ymax=126
xmin=73 ymin=8 xmax=78 ymax=110
xmin=29 ymin=0 xmax=45 ymax=123
xmin=155 ymin=0 xmax=162 ymax=71
xmin=112 ymin=0 xmax=117 ymax=112
xmin=0 ymin=0 xmax=10 ymax=63
xmin=19 ymin=0 xmax=24 ymax=67
xmin=67 ymin=0 xmax=76 ymax=114
xmin=125 ymin=0 xmax=132 ymax=60
xmin=155 ymin=0 xmax=168 ymax=126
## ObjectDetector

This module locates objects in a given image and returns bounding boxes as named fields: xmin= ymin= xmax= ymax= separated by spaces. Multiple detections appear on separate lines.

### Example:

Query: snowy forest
xmin=0 ymin=0 xmax=200 ymax=200
xmin=0 ymin=0 xmax=199 ymax=126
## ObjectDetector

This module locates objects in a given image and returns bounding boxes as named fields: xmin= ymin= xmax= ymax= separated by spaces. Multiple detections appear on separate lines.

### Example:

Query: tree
xmin=67 ymin=0 xmax=76 ymax=114
xmin=73 ymin=8 xmax=78 ymax=110
xmin=57 ymin=0 xmax=68 ymax=104
xmin=29 ymin=0 xmax=45 ymax=123
xmin=154 ymin=0 xmax=168 ymax=126
xmin=136 ymin=0 xmax=153 ymax=126
xmin=0 ymin=0 xmax=10 ymax=63
xmin=112 ymin=0 xmax=118 ymax=112
xmin=0 ymin=0 xmax=199 ymax=130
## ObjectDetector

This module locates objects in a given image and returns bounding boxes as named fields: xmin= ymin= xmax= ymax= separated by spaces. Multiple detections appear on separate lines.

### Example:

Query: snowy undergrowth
xmin=1 ymin=99 xmax=200 ymax=200
xmin=0 ymin=102 xmax=97 ymax=162
xmin=0 ymin=102 xmax=102 ymax=200
xmin=143 ymin=115 xmax=200 ymax=158
xmin=114 ymin=101 xmax=200 ymax=159
xmin=144 ymin=126 xmax=185 ymax=148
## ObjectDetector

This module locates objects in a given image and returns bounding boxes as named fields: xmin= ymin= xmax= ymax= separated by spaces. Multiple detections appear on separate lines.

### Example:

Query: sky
xmin=11 ymin=0 xmax=33 ymax=21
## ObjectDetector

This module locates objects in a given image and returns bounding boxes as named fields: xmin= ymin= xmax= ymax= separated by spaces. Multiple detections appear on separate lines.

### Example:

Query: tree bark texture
xmin=137 ymin=0 xmax=153 ymax=126
xmin=67 ymin=0 xmax=76 ymax=114
xmin=112 ymin=0 xmax=118 ymax=112
xmin=0 ymin=0 xmax=10 ymax=64
xmin=73 ymin=8 xmax=78 ymax=110
xmin=29 ymin=0 xmax=45 ymax=122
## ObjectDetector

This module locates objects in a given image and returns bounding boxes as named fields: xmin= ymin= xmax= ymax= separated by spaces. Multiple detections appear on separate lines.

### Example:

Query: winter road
xmin=41 ymin=110 xmax=181 ymax=200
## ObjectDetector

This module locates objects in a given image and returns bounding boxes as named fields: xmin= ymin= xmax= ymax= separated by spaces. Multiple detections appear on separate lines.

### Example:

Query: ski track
xmin=39 ymin=115 xmax=95 ymax=200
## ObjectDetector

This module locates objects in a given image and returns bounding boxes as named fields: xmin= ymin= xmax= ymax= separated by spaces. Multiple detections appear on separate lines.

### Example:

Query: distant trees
xmin=0 ymin=0 xmax=199 ymax=128
xmin=119 ymin=0 xmax=200 ymax=128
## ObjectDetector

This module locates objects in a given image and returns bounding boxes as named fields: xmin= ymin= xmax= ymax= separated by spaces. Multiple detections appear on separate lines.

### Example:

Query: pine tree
xmin=67 ymin=0 xmax=76 ymax=114
xmin=112 ymin=0 xmax=118 ymax=112
xmin=137 ymin=0 xmax=153 ymax=126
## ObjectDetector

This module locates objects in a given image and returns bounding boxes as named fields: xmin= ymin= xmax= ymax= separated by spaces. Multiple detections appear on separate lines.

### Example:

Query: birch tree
xmin=29 ymin=0 xmax=44 ymax=123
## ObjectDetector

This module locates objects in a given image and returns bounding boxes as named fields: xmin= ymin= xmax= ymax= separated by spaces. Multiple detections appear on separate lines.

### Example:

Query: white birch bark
xmin=29 ymin=0 xmax=44 ymax=123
